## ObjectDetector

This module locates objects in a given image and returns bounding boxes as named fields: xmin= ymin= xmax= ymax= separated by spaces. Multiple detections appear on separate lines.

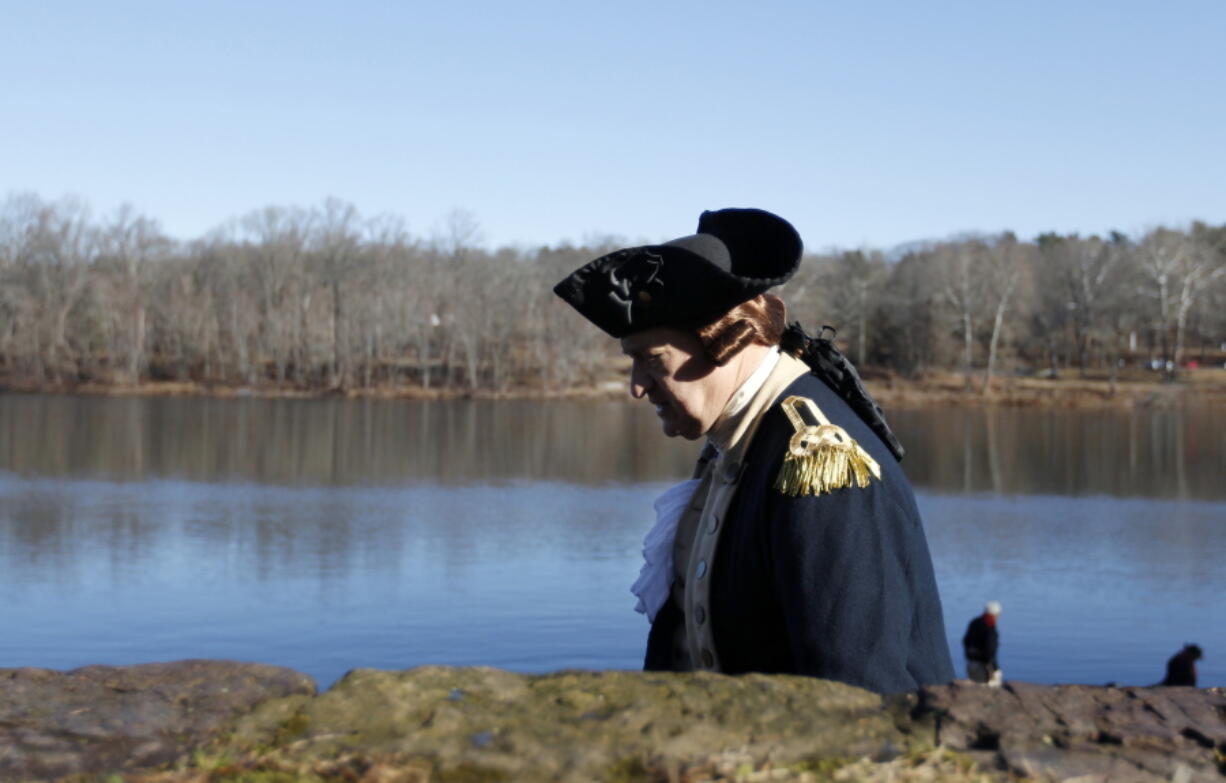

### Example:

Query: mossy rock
xmin=207 ymin=666 xmax=905 ymax=781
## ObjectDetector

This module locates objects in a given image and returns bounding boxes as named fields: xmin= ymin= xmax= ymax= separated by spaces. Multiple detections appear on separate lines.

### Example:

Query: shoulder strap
xmin=779 ymin=322 xmax=905 ymax=462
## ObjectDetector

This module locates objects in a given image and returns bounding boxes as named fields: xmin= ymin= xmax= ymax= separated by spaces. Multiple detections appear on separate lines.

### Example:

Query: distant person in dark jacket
xmin=962 ymin=601 xmax=1001 ymax=685
xmin=1161 ymin=643 xmax=1202 ymax=686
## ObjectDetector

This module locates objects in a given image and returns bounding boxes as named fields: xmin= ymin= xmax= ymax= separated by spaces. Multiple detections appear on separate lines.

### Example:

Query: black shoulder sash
xmin=779 ymin=322 xmax=905 ymax=462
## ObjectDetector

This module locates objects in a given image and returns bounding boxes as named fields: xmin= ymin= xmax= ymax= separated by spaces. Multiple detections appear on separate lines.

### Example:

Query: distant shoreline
xmin=4 ymin=368 xmax=1225 ymax=409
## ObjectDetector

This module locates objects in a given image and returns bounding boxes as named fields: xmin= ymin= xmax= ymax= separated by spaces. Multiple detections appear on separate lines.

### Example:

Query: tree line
xmin=1 ymin=192 xmax=1223 ymax=394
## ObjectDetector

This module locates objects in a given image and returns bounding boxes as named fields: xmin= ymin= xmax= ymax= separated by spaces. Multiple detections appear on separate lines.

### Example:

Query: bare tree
xmin=234 ymin=206 xmax=313 ymax=384
xmin=3 ymin=191 xmax=1223 ymax=396
xmin=4 ymin=196 xmax=98 ymax=382
xmin=1133 ymin=227 xmax=1225 ymax=379
xmin=1035 ymin=232 xmax=1127 ymax=375
xmin=95 ymin=204 xmax=172 ymax=382
xmin=980 ymin=233 xmax=1030 ymax=392
xmin=1171 ymin=231 xmax=1226 ymax=371
xmin=817 ymin=250 xmax=884 ymax=365
xmin=313 ymin=198 xmax=362 ymax=389
xmin=933 ymin=240 xmax=986 ymax=381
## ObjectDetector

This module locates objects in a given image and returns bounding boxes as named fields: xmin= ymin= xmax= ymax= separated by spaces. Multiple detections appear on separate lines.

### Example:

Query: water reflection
xmin=0 ymin=394 xmax=1223 ymax=688
xmin=1 ymin=395 xmax=1222 ymax=499
xmin=0 ymin=396 xmax=695 ymax=486
xmin=0 ymin=475 xmax=658 ymax=684
xmin=2 ymin=471 xmax=1223 ymax=687
xmin=891 ymin=407 xmax=1223 ymax=500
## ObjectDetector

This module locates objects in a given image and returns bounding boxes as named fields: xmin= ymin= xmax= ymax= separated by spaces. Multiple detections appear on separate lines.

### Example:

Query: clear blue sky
xmin=4 ymin=0 xmax=1224 ymax=251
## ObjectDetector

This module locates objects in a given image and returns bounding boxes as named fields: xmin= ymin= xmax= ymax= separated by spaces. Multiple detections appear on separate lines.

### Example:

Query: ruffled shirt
xmin=630 ymin=477 xmax=702 ymax=621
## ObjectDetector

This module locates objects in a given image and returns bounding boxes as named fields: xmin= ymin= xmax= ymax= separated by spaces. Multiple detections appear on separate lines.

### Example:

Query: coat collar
xmin=707 ymin=349 xmax=807 ymax=459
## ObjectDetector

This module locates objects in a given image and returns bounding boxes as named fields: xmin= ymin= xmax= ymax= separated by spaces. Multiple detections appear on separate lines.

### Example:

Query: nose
xmin=629 ymin=365 xmax=652 ymax=399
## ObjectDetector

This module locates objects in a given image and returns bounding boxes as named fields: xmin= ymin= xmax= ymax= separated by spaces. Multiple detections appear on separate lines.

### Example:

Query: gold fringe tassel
xmin=773 ymin=396 xmax=882 ymax=497
xmin=774 ymin=440 xmax=879 ymax=496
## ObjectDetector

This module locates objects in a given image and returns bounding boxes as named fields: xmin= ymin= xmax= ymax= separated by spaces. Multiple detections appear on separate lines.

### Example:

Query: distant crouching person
xmin=963 ymin=601 xmax=1002 ymax=686
xmin=1161 ymin=643 xmax=1202 ymax=686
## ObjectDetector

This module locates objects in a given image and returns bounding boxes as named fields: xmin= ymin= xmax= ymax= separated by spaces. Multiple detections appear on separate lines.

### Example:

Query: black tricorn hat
xmin=552 ymin=208 xmax=802 ymax=338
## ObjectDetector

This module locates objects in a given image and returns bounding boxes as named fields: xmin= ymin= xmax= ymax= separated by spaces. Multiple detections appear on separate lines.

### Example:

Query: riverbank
xmin=2 ymin=661 xmax=1223 ymax=782
xmin=866 ymin=367 xmax=1226 ymax=410
xmin=3 ymin=366 xmax=1226 ymax=409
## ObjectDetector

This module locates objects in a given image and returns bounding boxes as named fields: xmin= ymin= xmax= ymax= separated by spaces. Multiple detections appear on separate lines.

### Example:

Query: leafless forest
xmin=1 ymin=193 xmax=1224 ymax=395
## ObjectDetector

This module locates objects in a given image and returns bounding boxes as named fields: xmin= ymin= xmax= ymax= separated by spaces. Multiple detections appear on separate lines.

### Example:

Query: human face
xmin=620 ymin=327 xmax=731 ymax=440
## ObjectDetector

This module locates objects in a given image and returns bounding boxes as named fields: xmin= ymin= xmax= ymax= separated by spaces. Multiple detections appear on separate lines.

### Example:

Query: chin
xmin=661 ymin=419 xmax=703 ymax=440
xmin=655 ymin=405 xmax=703 ymax=440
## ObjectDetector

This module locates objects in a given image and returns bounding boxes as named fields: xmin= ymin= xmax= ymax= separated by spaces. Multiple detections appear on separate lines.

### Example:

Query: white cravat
xmin=631 ymin=478 xmax=702 ymax=622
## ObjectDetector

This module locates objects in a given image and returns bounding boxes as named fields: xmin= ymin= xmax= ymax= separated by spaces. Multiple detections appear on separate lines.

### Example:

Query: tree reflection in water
xmin=0 ymin=395 xmax=1222 ymax=688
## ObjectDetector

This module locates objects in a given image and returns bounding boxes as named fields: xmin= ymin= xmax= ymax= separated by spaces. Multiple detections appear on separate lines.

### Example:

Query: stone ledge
xmin=0 ymin=660 xmax=315 ymax=780
xmin=1 ymin=662 xmax=1223 ymax=782
xmin=916 ymin=680 xmax=1226 ymax=782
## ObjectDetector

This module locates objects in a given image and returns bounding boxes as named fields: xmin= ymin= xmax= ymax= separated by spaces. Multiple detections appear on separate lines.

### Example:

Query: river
xmin=0 ymin=394 xmax=1222 ymax=688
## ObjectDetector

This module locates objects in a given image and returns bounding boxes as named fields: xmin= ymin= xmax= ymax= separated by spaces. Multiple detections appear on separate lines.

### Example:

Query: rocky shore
xmin=1 ymin=661 xmax=1223 ymax=782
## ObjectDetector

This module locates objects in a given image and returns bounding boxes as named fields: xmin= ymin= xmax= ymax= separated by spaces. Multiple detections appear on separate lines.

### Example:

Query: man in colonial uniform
xmin=553 ymin=208 xmax=954 ymax=695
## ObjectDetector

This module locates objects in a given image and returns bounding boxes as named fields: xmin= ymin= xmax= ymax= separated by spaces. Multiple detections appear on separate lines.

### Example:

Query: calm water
xmin=0 ymin=394 xmax=1222 ymax=689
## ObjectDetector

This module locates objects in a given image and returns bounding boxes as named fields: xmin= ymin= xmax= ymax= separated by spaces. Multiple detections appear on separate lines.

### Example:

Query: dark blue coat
xmin=646 ymin=371 xmax=954 ymax=695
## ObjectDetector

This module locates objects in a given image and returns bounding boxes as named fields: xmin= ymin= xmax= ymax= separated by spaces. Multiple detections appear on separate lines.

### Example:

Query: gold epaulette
xmin=773 ymin=395 xmax=882 ymax=497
